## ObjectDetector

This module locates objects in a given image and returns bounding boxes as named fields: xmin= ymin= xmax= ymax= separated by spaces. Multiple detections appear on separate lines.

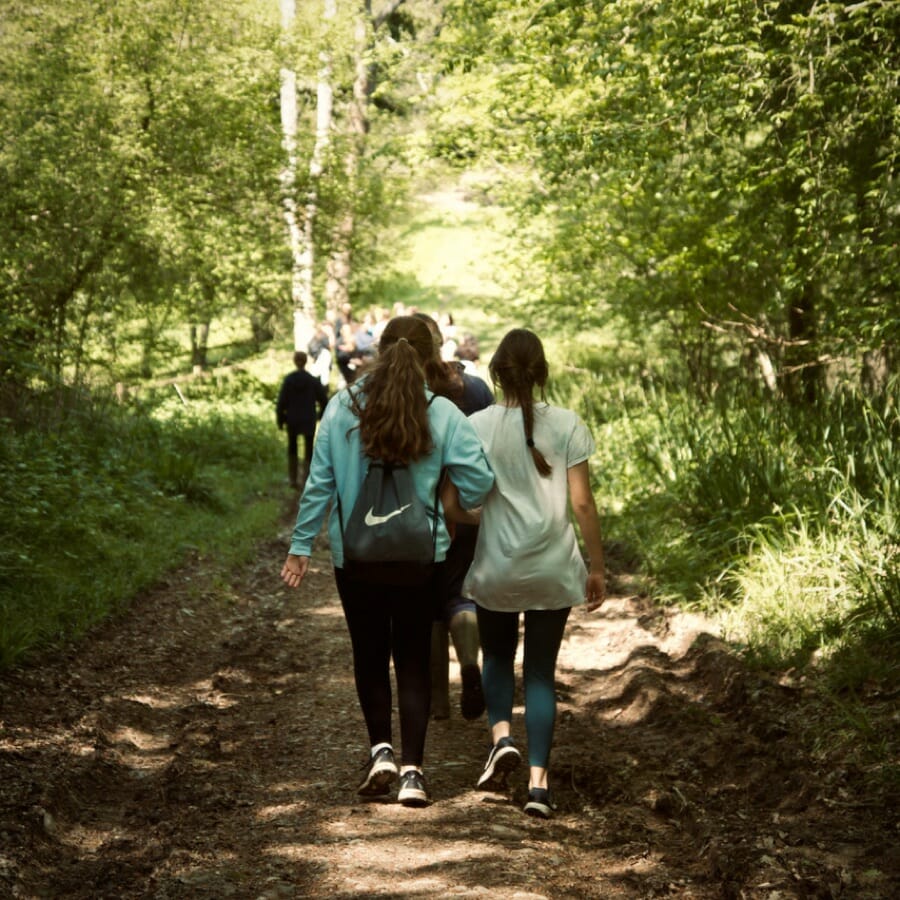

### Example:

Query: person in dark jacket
xmin=276 ymin=351 xmax=329 ymax=488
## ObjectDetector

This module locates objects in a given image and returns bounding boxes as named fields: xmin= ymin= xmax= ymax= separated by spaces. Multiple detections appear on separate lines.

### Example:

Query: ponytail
xmin=350 ymin=317 xmax=435 ymax=465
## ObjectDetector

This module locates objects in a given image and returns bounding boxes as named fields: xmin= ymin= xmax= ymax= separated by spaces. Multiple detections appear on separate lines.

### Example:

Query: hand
xmin=585 ymin=570 xmax=606 ymax=612
xmin=281 ymin=554 xmax=310 ymax=588
xmin=458 ymin=506 xmax=481 ymax=526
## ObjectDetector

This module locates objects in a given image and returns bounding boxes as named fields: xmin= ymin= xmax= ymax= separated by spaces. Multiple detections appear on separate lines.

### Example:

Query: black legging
xmin=335 ymin=564 xmax=443 ymax=767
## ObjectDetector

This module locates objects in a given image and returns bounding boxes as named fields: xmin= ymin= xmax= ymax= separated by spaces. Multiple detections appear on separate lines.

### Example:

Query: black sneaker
xmin=460 ymin=664 xmax=485 ymax=720
xmin=397 ymin=769 xmax=429 ymax=807
xmin=524 ymin=787 xmax=556 ymax=819
xmin=357 ymin=746 xmax=398 ymax=798
xmin=476 ymin=736 xmax=522 ymax=791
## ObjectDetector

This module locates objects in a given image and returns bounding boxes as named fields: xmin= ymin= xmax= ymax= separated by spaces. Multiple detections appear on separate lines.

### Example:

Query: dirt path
xmin=1 ymin=506 xmax=897 ymax=899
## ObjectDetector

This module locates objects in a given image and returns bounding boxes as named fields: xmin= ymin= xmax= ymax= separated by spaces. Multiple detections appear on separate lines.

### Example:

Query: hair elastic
xmin=398 ymin=336 xmax=409 ymax=343
xmin=526 ymin=438 xmax=535 ymax=448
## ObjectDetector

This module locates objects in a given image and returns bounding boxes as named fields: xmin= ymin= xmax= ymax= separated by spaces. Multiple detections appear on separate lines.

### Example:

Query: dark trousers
xmin=335 ymin=564 xmax=443 ymax=766
xmin=287 ymin=426 xmax=315 ymax=466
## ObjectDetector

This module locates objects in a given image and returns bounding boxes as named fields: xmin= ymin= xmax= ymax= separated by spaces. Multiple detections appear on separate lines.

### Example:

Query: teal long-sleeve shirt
xmin=289 ymin=386 xmax=494 ymax=567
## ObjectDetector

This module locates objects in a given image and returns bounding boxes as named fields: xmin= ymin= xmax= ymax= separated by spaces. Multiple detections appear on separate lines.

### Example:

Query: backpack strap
xmin=425 ymin=392 xmax=441 ymax=562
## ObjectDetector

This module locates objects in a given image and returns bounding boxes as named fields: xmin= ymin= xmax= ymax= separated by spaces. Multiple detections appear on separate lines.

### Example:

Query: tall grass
xmin=549 ymin=357 xmax=900 ymax=687
xmin=0 ymin=370 xmax=284 ymax=668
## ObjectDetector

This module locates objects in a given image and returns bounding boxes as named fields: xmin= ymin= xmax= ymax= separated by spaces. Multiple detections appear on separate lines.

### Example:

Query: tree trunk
xmin=325 ymin=9 xmax=370 ymax=314
xmin=324 ymin=1 xmax=406 ymax=317
xmin=250 ymin=312 xmax=274 ymax=350
xmin=785 ymin=284 xmax=819 ymax=405
xmin=190 ymin=322 xmax=210 ymax=371
xmin=279 ymin=0 xmax=324 ymax=352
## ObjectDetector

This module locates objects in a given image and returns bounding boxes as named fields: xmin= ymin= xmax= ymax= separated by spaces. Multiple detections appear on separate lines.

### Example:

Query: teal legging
xmin=476 ymin=605 xmax=571 ymax=769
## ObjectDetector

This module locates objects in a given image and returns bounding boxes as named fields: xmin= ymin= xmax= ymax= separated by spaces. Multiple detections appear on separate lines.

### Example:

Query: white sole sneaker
xmin=476 ymin=738 xmax=522 ymax=791
xmin=358 ymin=749 xmax=398 ymax=797
xmin=398 ymin=770 xmax=429 ymax=806
xmin=524 ymin=787 xmax=555 ymax=819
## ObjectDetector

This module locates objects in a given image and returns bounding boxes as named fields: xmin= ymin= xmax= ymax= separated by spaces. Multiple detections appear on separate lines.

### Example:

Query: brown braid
xmin=488 ymin=329 xmax=552 ymax=477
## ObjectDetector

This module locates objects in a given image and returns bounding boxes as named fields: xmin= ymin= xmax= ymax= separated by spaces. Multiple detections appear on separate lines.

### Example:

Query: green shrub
xmin=0 ymin=377 xmax=283 ymax=668
xmin=564 ymin=362 xmax=900 ymax=686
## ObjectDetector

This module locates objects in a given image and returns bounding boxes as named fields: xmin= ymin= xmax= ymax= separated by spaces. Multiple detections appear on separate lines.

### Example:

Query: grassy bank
xmin=547 ymin=351 xmax=900 ymax=693
xmin=0 ymin=369 xmax=285 ymax=669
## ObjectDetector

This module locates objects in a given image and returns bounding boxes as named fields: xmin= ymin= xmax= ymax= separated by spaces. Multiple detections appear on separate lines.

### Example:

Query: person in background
xmin=412 ymin=312 xmax=494 ymax=722
xmin=353 ymin=314 xmax=377 ymax=365
xmin=335 ymin=322 xmax=359 ymax=385
xmin=334 ymin=301 xmax=354 ymax=335
xmin=280 ymin=316 xmax=494 ymax=807
xmin=454 ymin=331 xmax=481 ymax=374
xmin=276 ymin=351 xmax=329 ymax=489
xmin=438 ymin=311 xmax=458 ymax=362
xmin=371 ymin=306 xmax=391 ymax=341
xmin=444 ymin=328 xmax=606 ymax=819
xmin=307 ymin=321 xmax=334 ymax=387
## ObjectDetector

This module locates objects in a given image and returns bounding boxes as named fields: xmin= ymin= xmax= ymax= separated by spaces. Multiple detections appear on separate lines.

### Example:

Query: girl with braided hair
xmin=281 ymin=316 xmax=494 ymax=807
xmin=446 ymin=327 xmax=606 ymax=818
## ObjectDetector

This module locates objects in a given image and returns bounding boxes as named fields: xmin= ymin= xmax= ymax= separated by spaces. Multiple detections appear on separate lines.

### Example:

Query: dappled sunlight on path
xmin=0 ymin=510 xmax=896 ymax=898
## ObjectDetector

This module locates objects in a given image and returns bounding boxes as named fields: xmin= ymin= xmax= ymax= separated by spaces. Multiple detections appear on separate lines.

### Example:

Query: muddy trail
xmin=1 ymin=506 xmax=897 ymax=899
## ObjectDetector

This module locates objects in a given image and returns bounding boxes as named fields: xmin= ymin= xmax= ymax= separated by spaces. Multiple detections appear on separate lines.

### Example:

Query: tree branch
xmin=373 ymin=0 xmax=406 ymax=30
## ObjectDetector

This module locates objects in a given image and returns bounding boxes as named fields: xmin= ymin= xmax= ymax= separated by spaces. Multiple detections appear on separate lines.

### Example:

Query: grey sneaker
xmin=358 ymin=746 xmax=398 ymax=798
xmin=524 ymin=787 xmax=556 ymax=819
xmin=397 ymin=769 xmax=430 ymax=806
xmin=476 ymin=736 xmax=522 ymax=791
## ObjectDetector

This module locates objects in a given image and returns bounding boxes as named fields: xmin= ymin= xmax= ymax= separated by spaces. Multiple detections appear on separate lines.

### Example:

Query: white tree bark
xmin=280 ymin=0 xmax=335 ymax=351
xmin=324 ymin=9 xmax=368 ymax=313
xmin=301 ymin=0 xmax=335 ymax=343
xmin=283 ymin=0 xmax=401 ymax=337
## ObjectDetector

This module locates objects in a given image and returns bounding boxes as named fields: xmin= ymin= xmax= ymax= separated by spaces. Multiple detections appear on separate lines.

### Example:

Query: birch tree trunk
xmin=280 ymin=0 xmax=336 ymax=351
xmin=324 ymin=7 xmax=369 ymax=313
xmin=299 ymin=0 xmax=336 ymax=347
xmin=279 ymin=1 xmax=307 ymax=349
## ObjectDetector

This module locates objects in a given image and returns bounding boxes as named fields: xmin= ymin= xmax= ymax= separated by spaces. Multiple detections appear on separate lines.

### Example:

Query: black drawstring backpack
xmin=337 ymin=459 xmax=440 ymax=586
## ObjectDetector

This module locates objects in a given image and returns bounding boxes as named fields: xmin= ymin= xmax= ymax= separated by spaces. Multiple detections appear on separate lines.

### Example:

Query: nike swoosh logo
xmin=364 ymin=504 xmax=412 ymax=526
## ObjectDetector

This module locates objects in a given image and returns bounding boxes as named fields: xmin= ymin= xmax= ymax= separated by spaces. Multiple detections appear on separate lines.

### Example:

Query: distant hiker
xmin=280 ymin=315 xmax=494 ymax=807
xmin=335 ymin=322 xmax=359 ymax=385
xmin=454 ymin=331 xmax=481 ymax=374
xmin=438 ymin=311 xmax=458 ymax=361
xmin=307 ymin=321 xmax=333 ymax=386
xmin=413 ymin=312 xmax=494 ymax=722
xmin=276 ymin=351 xmax=329 ymax=489
xmin=443 ymin=328 xmax=606 ymax=819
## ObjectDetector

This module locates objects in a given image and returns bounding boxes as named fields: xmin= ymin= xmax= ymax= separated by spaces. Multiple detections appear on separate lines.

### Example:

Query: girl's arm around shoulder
xmin=567 ymin=460 xmax=606 ymax=612
xmin=441 ymin=478 xmax=481 ymax=526
xmin=434 ymin=399 xmax=495 ymax=508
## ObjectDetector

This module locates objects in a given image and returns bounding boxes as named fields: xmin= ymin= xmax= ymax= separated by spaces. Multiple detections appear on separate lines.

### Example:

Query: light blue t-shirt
xmin=290 ymin=386 xmax=494 ymax=567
